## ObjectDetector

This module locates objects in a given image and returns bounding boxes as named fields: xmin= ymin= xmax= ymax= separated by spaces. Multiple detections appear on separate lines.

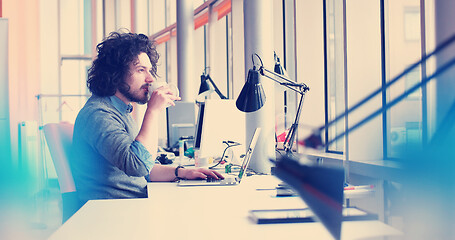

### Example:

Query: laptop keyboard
xmin=206 ymin=178 xmax=221 ymax=183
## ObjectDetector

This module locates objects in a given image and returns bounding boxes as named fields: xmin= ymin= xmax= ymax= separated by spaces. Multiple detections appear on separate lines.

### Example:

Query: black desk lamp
xmin=197 ymin=71 xmax=227 ymax=103
xmin=286 ymin=33 xmax=455 ymax=240
xmin=236 ymin=35 xmax=455 ymax=240
xmin=236 ymin=53 xmax=310 ymax=156
xmin=236 ymin=54 xmax=345 ymax=239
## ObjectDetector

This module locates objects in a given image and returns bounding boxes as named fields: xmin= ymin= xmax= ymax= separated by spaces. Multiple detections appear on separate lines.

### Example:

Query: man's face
xmin=119 ymin=52 xmax=154 ymax=104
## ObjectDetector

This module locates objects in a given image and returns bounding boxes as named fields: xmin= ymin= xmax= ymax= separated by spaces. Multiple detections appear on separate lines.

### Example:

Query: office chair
xmin=43 ymin=122 xmax=82 ymax=223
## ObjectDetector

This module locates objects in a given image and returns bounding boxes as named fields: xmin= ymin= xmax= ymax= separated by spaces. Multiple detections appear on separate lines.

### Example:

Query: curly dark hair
xmin=87 ymin=31 xmax=159 ymax=96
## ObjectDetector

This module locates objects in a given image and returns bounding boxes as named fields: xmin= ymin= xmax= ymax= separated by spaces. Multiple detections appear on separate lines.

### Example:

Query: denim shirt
xmin=109 ymin=96 xmax=156 ymax=172
xmin=72 ymin=95 xmax=158 ymax=202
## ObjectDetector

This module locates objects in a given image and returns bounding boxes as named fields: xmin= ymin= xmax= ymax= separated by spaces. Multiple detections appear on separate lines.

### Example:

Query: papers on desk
xmin=344 ymin=184 xmax=376 ymax=199
xmin=249 ymin=207 xmax=378 ymax=224
xmin=276 ymin=183 xmax=376 ymax=198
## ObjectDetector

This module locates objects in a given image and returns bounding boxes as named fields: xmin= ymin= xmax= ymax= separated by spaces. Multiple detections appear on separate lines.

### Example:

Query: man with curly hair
xmin=72 ymin=31 xmax=223 ymax=203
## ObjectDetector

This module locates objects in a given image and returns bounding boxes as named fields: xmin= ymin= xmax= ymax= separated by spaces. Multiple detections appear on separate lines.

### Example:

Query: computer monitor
xmin=166 ymin=101 xmax=197 ymax=148
xmin=194 ymin=103 xmax=205 ymax=150
xmin=194 ymin=99 xmax=245 ymax=159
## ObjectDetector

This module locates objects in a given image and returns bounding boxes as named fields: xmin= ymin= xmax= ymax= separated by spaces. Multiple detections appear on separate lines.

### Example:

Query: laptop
xmin=178 ymin=128 xmax=261 ymax=186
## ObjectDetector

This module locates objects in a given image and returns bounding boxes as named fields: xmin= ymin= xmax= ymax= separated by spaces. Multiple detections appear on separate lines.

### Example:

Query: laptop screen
xmin=238 ymin=128 xmax=261 ymax=180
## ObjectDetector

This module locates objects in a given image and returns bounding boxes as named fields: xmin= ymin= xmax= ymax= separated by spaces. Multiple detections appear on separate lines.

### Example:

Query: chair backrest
xmin=43 ymin=122 xmax=76 ymax=194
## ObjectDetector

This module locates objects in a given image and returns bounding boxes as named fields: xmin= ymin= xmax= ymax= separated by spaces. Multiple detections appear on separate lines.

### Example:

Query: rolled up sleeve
xmin=81 ymin=109 xmax=155 ymax=177
xmin=130 ymin=140 xmax=157 ymax=173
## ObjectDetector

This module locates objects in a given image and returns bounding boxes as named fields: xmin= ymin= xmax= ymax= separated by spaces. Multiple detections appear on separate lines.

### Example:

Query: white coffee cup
xmin=149 ymin=81 xmax=179 ymax=97
xmin=149 ymin=81 xmax=179 ymax=107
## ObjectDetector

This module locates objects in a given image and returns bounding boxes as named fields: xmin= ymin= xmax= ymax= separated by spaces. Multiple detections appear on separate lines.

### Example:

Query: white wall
xmin=0 ymin=19 xmax=12 ymax=164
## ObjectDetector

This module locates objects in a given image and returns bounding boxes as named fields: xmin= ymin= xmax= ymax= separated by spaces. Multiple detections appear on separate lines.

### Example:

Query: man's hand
xmin=136 ymin=84 xmax=180 ymax=155
xmin=179 ymin=168 xmax=225 ymax=180
xmin=147 ymin=85 xmax=181 ymax=112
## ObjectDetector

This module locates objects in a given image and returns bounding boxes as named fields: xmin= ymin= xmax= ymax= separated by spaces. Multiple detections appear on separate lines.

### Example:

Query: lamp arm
xmin=262 ymin=67 xmax=294 ymax=84
xmin=206 ymin=75 xmax=228 ymax=99
xmin=261 ymin=67 xmax=310 ymax=94
xmin=256 ymin=65 xmax=309 ymax=155
xmin=283 ymin=92 xmax=306 ymax=155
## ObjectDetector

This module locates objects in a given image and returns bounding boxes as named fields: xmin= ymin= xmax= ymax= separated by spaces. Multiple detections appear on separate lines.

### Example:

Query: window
xmin=294 ymin=1 xmax=325 ymax=153
xmin=320 ymin=0 xmax=433 ymax=162
xmin=145 ymin=0 xmax=435 ymax=164
xmin=404 ymin=8 xmax=420 ymax=41
xmin=149 ymin=0 xmax=232 ymax=147
xmin=325 ymin=0 xmax=345 ymax=153
xmin=385 ymin=0 xmax=424 ymax=158
xmin=345 ymin=0 xmax=383 ymax=161
xmin=40 ymin=0 xmax=96 ymax=124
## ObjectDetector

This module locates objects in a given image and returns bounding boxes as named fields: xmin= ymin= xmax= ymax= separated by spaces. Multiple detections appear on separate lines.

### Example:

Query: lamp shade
xmin=197 ymin=73 xmax=228 ymax=102
xmin=198 ymin=74 xmax=213 ymax=96
xmin=274 ymin=57 xmax=286 ymax=75
xmin=196 ymin=74 xmax=214 ymax=103
xmin=236 ymin=68 xmax=266 ymax=112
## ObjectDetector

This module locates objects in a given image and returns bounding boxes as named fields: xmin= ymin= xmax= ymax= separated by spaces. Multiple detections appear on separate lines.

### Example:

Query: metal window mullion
xmin=380 ymin=0 xmax=388 ymax=223
xmin=380 ymin=0 xmax=388 ymax=160
xmin=207 ymin=2 xmax=214 ymax=85
xmin=91 ymin=0 xmax=97 ymax=57
xmin=164 ymin=0 xmax=170 ymax=148
xmin=283 ymin=0 xmax=298 ymax=152
xmin=226 ymin=14 xmax=232 ymax=99
xmin=165 ymin=0 xmax=169 ymax=82
xmin=61 ymin=55 xmax=93 ymax=60
xmin=130 ymin=0 xmax=136 ymax=33
xmin=102 ymin=0 xmax=106 ymax=37
xmin=420 ymin=0 xmax=428 ymax=146
xmin=292 ymin=0 xmax=298 ymax=152
xmin=282 ymin=0 xmax=286 ymax=67
xmin=342 ymin=0 xmax=349 ymax=183
xmin=57 ymin=0 xmax=63 ymax=122
xmin=323 ymin=0 xmax=329 ymax=153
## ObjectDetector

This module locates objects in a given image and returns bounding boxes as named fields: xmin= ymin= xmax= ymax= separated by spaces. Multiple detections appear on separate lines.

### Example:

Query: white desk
xmin=49 ymin=175 xmax=402 ymax=240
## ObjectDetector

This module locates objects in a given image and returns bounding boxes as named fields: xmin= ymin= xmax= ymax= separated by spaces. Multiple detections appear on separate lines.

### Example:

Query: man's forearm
xmin=149 ymin=165 xmax=224 ymax=181
xmin=136 ymin=108 xmax=159 ymax=158
xmin=148 ymin=164 xmax=180 ymax=181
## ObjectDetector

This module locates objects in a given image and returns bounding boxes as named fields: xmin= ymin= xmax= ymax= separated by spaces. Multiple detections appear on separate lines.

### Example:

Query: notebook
xmin=177 ymin=128 xmax=261 ymax=186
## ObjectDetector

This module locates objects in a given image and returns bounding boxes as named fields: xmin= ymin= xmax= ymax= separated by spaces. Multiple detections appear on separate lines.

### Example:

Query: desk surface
xmin=49 ymin=175 xmax=402 ymax=240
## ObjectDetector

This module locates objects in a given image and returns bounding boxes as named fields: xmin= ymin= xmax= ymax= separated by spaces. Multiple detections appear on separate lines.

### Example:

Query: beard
xmin=118 ymin=83 xmax=150 ymax=105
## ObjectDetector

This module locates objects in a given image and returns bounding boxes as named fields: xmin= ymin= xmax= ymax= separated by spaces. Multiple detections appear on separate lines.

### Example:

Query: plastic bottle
xmin=179 ymin=139 xmax=185 ymax=163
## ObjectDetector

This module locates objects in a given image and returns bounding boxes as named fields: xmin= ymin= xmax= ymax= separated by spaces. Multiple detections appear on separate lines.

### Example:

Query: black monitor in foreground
xmin=274 ymin=155 xmax=344 ymax=240
xmin=193 ymin=102 xmax=205 ymax=149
